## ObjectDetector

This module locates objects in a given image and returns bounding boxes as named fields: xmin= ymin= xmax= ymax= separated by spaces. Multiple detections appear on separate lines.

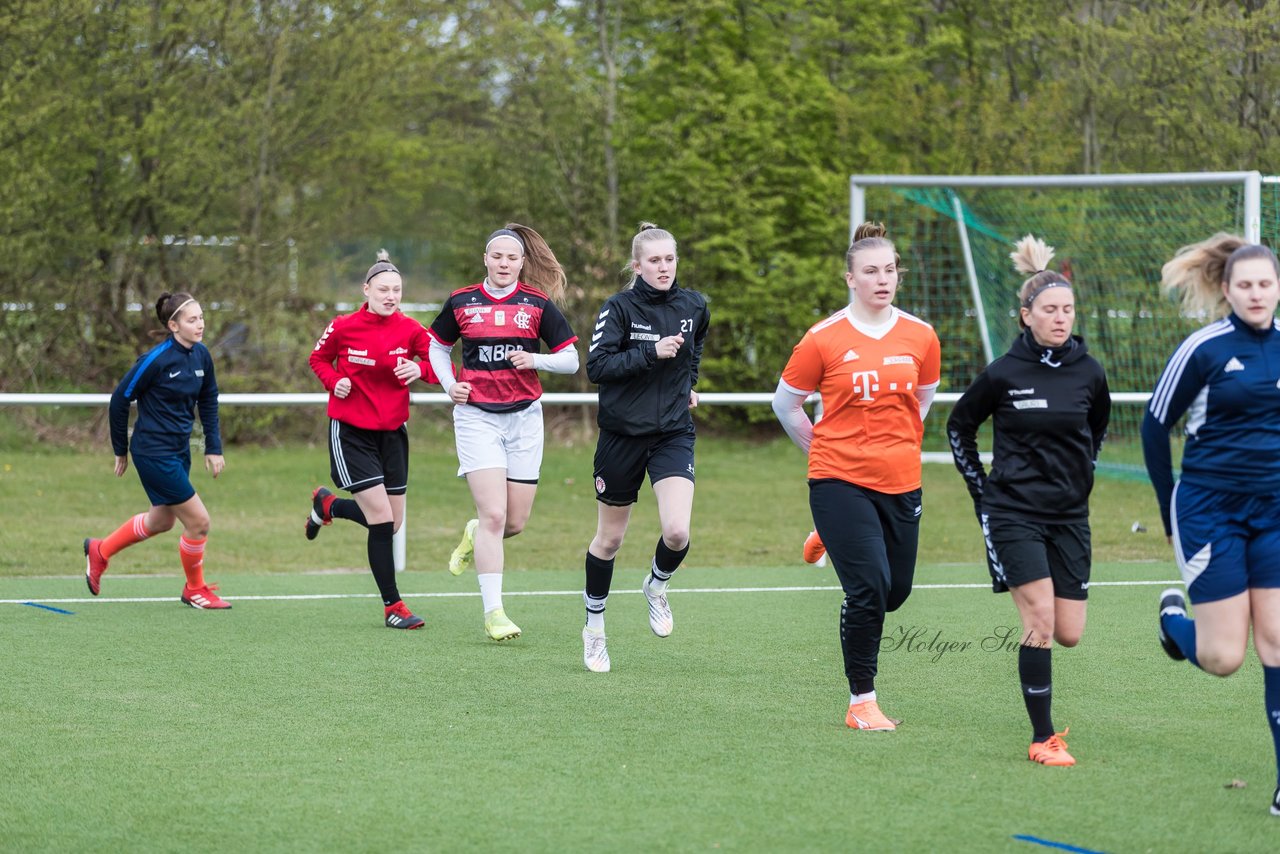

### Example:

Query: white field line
xmin=1 ymin=579 xmax=1183 ymax=606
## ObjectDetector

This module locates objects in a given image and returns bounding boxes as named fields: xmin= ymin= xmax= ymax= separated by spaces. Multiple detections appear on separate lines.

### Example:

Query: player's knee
xmin=504 ymin=518 xmax=526 ymax=538
xmin=661 ymin=526 xmax=689 ymax=550
xmin=1054 ymin=629 xmax=1081 ymax=648
xmin=886 ymin=589 xmax=912 ymax=613
xmin=1199 ymin=648 xmax=1245 ymax=676
xmin=186 ymin=517 xmax=210 ymax=538
xmin=593 ymin=533 xmax=625 ymax=557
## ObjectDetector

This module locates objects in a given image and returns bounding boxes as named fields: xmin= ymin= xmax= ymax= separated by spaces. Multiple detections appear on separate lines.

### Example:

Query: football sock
xmin=366 ymin=522 xmax=398 ymax=606
xmin=331 ymin=498 xmax=368 ymax=527
xmin=648 ymin=538 xmax=688 ymax=594
xmin=1264 ymin=666 xmax=1280 ymax=787
xmin=479 ymin=573 xmax=503 ymax=614
xmin=100 ymin=513 xmax=150 ymax=559
xmin=850 ymin=690 xmax=877 ymax=705
xmin=1019 ymin=643 xmax=1055 ymax=742
xmin=585 ymin=551 xmax=614 ymax=629
xmin=1161 ymin=610 xmax=1201 ymax=668
xmin=179 ymin=535 xmax=207 ymax=589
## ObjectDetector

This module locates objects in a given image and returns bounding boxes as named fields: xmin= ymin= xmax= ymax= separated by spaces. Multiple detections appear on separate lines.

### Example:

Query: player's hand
xmin=450 ymin=382 xmax=472 ymax=405
xmin=334 ymin=377 xmax=352 ymax=399
xmin=656 ymin=333 xmax=684 ymax=359
xmin=114 ymin=455 xmax=128 ymax=477
xmin=205 ymin=454 xmax=225 ymax=479
xmin=394 ymin=356 xmax=420 ymax=385
xmin=508 ymin=350 xmax=535 ymax=370
xmin=689 ymin=390 xmax=699 ymax=409
xmin=1167 ymin=534 xmax=1173 ymax=545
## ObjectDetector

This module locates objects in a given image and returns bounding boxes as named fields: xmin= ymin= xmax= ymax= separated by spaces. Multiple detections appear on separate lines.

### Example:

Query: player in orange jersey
xmin=772 ymin=222 xmax=941 ymax=731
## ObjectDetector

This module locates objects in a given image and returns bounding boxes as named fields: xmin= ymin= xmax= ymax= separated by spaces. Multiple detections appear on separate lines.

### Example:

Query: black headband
xmin=364 ymin=261 xmax=400 ymax=284
xmin=1022 ymin=279 xmax=1071 ymax=309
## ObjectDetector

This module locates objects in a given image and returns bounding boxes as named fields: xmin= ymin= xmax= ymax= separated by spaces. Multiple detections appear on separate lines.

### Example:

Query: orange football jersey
xmin=781 ymin=306 xmax=941 ymax=493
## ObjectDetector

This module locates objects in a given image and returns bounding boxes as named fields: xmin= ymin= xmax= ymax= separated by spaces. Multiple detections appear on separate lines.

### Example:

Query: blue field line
xmin=20 ymin=601 xmax=75 ymax=614
xmin=0 ymin=579 xmax=1183 ymax=606
xmin=1013 ymin=834 xmax=1106 ymax=854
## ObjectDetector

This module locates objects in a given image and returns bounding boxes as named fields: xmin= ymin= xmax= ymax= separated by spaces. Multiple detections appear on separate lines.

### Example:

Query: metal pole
xmin=1245 ymin=171 xmax=1262 ymax=243
xmin=952 ymin=194 xmax=995 ymax=364
xmin=850 ymin=180 xmax=865 ymax=240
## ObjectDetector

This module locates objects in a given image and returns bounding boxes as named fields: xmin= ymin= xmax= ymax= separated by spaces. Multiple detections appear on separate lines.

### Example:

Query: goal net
xmin=850 ymin=172 xmax=1264 ymax=438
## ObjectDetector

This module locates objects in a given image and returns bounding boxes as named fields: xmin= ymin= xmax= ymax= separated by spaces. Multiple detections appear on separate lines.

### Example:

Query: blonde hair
xmin=495 ymin=222 xmax=567 ymax=304
xmin=625 ymin=222 xmax=677 ymax=289
xmin=1010 ymin=235 xmax=1072 ymax=328
xmin=1161 ymin=232 xmax=1278 ymax=319
xmin=845 ymin=222 xmax=903 ymax=272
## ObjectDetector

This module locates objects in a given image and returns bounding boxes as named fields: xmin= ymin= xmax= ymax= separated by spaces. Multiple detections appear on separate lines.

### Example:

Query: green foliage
xmin=5 ymin=1 xmax=1280 ymax=434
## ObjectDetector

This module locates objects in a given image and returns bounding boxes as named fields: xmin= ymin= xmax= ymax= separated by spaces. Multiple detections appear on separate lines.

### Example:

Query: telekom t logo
xmin=851 ymin=369 xmax=880 ymax=401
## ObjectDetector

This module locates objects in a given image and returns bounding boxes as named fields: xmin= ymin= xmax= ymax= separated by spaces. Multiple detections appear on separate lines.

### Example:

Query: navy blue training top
xmin=109 ymin=336 xmax=221 ymax=458
xmin=1141 ymin=312 xmax=1280 ymax=534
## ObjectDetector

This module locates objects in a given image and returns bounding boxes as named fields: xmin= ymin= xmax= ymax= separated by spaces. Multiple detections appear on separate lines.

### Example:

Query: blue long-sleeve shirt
xmin=109 ymin=336 xmax=221 ymax=458
xmin=1141 ymin=312 xmax=1280 ymax=534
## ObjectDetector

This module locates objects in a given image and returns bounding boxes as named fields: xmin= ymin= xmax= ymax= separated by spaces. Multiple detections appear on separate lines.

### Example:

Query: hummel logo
xmin=843 ymin=349 xmax=859 ymax=362
xmin=1224 ymin=357 xmax=1245 ymax=373
xmin=169 ymin=371 xmax=181 ymax=378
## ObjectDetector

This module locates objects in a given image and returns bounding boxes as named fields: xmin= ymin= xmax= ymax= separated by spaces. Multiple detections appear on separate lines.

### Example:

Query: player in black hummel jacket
xmin=578 ymin=222 xmax=710 ymax=673
xmin=947 ymin=235 xmax=1110 ymax=768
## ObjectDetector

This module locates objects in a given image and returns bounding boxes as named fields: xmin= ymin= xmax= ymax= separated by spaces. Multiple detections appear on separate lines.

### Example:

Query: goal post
xmin=848 ymin=171 xmax=1264 ymax=437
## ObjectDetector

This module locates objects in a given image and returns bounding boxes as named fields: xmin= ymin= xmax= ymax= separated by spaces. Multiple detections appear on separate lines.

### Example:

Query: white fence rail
xmin=0 ymin=391 xmax=1154 ymax=406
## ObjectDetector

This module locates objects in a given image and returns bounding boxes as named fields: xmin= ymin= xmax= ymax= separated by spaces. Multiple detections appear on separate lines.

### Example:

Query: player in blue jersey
xmin=1143 ymin=233 xmax=1280 ymax=816
xmin=84 ymin=292 xmax=231 ymax=609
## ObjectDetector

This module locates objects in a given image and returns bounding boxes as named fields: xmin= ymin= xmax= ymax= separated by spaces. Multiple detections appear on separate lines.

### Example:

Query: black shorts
xmin=981 ymin=514 xmax=1091 ymax=600
xmin=328 ymin=420 xmax=409 ymax=495
xmin=593 ymin=426 xmax=695 ymax=506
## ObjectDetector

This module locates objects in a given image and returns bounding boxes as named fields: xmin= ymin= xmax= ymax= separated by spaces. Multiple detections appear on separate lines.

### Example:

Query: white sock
xmin=479 ymin=573 xmax=503 ymax=614
xmin=585 ymin=593 xmax=607 ymax=631
xmin=648 ymin=562 xmax=669 ymax=595
xmin=850 ymin=690 xmax=877 ymax=705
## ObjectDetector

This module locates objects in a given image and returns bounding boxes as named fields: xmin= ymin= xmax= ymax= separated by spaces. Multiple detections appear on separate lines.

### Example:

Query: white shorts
xmin=452 ymin=400 xmax=544 ymax=482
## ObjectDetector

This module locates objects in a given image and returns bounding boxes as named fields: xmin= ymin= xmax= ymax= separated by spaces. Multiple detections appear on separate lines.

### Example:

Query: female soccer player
xmin=772 ymin=222 xmax=941 ymax=730
xmin=1144 ymin=233 xmax=1280 ymax=815
xmin=427 ymin=224 xmax=579 ymax=642
xmin=84 ymin=292 xmax=230 ymax=609
xmin=306 ymin=252 xmax=436 ymax=629
xmin=579 ymin=222 xmax=710 ymax=672
xmin=947 ymin=236 xmax=1110 ymax=766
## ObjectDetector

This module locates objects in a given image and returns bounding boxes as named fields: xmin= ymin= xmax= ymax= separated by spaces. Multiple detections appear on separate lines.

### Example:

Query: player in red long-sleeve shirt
xmin=306 ymin=251 xmax=437 ymax=629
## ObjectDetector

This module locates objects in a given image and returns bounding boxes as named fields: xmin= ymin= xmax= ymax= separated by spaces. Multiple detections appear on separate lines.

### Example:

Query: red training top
xmin=309 ymin=304 xmax=437 ymax=431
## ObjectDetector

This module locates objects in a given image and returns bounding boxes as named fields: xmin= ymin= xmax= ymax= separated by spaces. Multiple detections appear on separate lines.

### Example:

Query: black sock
xmin=585 ymin=551 xmax=615 ymax=601
xmin=1019 ymin=644 xmax=1054 ymax=741
xmin=332 ymin=498 xmax=368 ymax=527
xmin=367 ymin=522 xmax=398 ymax=606
xmin=652 ymin=537 xmax=689 ymax=581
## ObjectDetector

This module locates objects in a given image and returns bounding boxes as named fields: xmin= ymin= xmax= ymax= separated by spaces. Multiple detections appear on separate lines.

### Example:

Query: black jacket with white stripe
xmin=587 ymin=277 xmax=710 ymax=436
xmin=947 ymin=331 xmax=1110 ymax=524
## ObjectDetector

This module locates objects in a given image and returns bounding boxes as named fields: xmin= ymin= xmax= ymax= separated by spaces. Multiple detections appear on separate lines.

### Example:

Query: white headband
xmin=168 ymin=297 xmax=196 ymax=323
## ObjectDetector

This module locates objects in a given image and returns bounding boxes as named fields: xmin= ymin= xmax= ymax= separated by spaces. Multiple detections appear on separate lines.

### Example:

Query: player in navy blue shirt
xmin=84 ymin=292 xmax=231 ymax=610
xmin=1143 ymin=234 xmax=1280 ymax=816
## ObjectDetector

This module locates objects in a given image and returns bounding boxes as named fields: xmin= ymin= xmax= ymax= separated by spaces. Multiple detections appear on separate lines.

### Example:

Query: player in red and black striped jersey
xmin=306 ymin=252 xmax=437 ymax=630
xmin=427 ymin=223 xmax=579 ymax=641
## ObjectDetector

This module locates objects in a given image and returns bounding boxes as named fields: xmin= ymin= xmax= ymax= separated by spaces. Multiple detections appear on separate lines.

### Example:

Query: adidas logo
xmin=1225 ymin=357 xmax=1245 ymax=373
xmin=843 ymin=349 xmax=859 ymax=362
xmin=388 ymin=614 xmax=405 ymax=626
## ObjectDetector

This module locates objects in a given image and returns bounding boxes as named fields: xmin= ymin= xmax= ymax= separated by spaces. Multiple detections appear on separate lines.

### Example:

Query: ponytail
xmin=496 ymin=222 xmax=566 ymax=304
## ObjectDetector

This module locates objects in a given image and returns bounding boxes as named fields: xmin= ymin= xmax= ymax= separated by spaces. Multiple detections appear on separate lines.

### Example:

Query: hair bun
xmin=637 ymin=221 xmax=659 ymax=232
xmin=852 ymin=221 xmax=888 ymax=242
xmin=376 ymin=248 xmax=390 ymax=262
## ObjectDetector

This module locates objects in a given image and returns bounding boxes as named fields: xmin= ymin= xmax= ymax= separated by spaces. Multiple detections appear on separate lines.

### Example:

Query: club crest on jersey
xmin=514 ymin=308 xmax=532 ymax=330
xmin=595 ymin=476 xmax=606 ymax=494
xmin=389 ymin=347 xmax=409 ymax=356
xmin=883 ymin=355 xmax=914 ymax=365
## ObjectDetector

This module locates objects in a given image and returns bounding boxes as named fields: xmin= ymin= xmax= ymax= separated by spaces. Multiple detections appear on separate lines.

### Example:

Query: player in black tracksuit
xmin=947 ymin=236 xmax=1110 ymax=767
xmin=578 ymin=223 xmax=710 ymax=673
